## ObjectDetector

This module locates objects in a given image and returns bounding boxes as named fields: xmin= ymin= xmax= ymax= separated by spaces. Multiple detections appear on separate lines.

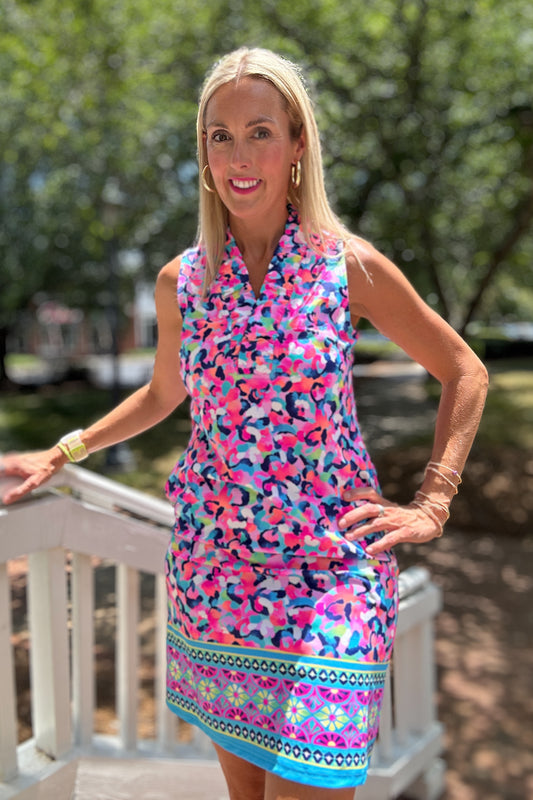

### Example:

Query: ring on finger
xmin=376 ymin=503 xmax=385 ymax=517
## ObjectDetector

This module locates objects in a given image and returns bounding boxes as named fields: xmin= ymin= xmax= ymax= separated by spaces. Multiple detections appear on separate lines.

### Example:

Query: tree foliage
xmin=1 ymin=0 xmax=532 ymax=377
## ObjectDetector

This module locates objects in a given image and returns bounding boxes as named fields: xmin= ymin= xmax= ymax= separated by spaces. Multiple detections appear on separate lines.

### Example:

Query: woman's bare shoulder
xmin=157 ymin=254 xmax=182 ymax=285
xmin=153 ymin=255 xmax=185 ymax=324
xmin=345 ymin=236 xmax=387 ymax=278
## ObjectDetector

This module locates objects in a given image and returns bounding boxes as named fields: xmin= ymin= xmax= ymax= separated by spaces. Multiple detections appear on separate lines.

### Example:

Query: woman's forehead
xmin=205 ymin=77 xmax=287 ymax=126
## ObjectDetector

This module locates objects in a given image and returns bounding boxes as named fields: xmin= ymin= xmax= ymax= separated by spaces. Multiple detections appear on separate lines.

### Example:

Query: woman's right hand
xmin=0 ymin=447 xmax=68 ymax=505
xmin=1 ymin=256 xmax=188 ymax=509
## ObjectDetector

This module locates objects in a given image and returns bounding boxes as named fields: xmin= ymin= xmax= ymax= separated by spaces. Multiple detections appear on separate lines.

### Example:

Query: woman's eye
xmin=212 ymin=131 xmax=230 ymax=143
xmin=254 ymin=128 xmax=270 ymax=139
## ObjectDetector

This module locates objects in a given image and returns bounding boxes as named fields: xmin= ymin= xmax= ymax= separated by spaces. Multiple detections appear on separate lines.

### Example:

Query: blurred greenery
xmin=0 ymin=384 xmax=192 ymax=496
xmin=1 ymin=0 xmax=533 ymax=384
xmin=424 ymin=358 xmax=533 ymax=450
xmin=477 ymin=359 xmax=533 ymax=449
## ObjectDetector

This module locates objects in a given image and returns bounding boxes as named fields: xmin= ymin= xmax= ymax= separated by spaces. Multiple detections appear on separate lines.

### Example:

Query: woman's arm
xmin=341 ymin=240 xmax=489 ymax=554
xmin=1 ymin=256 xmax=188 ymax=505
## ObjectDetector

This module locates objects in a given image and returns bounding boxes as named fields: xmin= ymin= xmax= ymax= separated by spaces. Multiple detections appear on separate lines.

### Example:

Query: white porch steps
xmin=10 ymin=758 xmax=229 ymax=800
xmin=72 ymin=759 xmax=229 ymax=800
xmin=8 ymin=754 xmax=446 ymax=800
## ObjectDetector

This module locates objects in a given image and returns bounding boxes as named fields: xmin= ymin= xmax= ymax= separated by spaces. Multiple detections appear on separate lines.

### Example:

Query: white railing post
xmin=71 ymin=552 xmax=95 ymax=747
xmin=373 ymin=668 xmax=393 ymax=766
xmin=0 ymin=562 xmax=18 ymax=781
xmin=117 ymin=563 xmax=139 ymax=751
xmin=410 ymin=620 xmax=435 ymax=734
xmin=394 ymin=626 xmax=419 ymax=745
xmin=156 ymin=572 xmax=176 ymax=749
xmin=27 ymin=548 xmax=71 ymax=758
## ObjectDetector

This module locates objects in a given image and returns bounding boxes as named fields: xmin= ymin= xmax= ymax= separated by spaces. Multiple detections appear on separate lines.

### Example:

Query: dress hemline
xmin=166 ymin=695 xmax=372 ymax=789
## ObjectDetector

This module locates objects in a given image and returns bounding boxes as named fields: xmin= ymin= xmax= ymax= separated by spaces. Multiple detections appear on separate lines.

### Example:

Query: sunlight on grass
xmin=5 ymin=354 xmax=42 ymax=367
xmin=478 ymin=361 xmax=533 ymax=449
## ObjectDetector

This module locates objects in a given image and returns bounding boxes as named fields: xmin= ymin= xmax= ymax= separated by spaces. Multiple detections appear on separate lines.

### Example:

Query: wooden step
xmin=72 ymin=758 xmax=229 ymax=800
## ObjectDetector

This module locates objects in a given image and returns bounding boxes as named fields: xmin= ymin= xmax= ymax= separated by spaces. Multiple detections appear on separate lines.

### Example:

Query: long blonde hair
xmin=196 ymin=47 xmax=359 ymax=291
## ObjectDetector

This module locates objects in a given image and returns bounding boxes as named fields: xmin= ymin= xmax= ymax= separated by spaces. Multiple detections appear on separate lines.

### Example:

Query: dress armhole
xmin=176 ymin=247 xmax=203 ymax=315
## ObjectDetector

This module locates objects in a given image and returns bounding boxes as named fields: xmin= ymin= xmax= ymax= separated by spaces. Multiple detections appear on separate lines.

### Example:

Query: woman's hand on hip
xmin=340 ymin=485 xmax=444 ymax=556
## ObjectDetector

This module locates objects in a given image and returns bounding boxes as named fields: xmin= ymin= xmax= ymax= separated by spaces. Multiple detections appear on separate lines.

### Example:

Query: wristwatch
xmin=57 ymin=429 xmax=89 ymax=463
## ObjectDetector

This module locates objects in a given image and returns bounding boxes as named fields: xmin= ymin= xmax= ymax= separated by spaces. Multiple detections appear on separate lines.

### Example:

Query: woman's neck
xmin=229 ymin=206 xmax=288 ymax=266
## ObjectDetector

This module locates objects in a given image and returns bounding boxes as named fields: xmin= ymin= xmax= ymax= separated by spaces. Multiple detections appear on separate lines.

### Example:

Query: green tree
xmin=1 ymin=0 xmax=532 ymax=385
xmin=264 ymin=0 xmax=533 ymax=333
xmin=0 ymin=0 xmax=201 ymax=380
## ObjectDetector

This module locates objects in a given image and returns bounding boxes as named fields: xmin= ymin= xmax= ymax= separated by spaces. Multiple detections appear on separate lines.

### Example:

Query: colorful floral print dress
xmin=165 ymin=206 xmax=398 ymax=789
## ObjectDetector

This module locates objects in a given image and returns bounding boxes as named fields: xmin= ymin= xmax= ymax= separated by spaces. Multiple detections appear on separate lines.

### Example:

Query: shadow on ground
xmin=398 ymin=530 xmax=533 ymax=800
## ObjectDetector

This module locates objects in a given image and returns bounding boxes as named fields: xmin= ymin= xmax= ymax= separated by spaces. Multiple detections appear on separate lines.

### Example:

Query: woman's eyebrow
xmin=245 ymin=116 xmax=275 ymax=128
xmin=205 ymin=115 xmax=276 ymax=129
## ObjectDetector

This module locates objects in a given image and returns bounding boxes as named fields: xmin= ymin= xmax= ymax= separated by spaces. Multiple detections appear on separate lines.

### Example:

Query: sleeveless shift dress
xmin=165 ymin=206 xmax=399 ymax=789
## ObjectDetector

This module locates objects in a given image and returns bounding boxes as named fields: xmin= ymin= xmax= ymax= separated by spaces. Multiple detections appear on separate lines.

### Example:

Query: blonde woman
xmin=1 ymin=48 xmax=487 ymax=800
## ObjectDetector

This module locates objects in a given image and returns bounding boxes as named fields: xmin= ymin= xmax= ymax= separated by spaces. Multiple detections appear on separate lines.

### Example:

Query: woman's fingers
xmin=339 ymin=499 xmax=395 ymax=538
xmin=340 ymin=485 xmax=444 ymax=549
xmin=366 ymin=528 xmax=411 ymax=556
xmin=2 ymin=477 xmax=35 ymax=505
xmin=342 ymin=486 xmax=382 ymax=503
xmin=1 ymin=467 xmax=50 ymax=504
xmin=0 ymin=448 xmax=65 ymax=504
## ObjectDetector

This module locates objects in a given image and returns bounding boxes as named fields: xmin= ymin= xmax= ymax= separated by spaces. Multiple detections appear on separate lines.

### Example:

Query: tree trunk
xmin=459 ymin=184 xmax=533 ymax=338
xmin=0 ymin=326 xmax=9 ymax=386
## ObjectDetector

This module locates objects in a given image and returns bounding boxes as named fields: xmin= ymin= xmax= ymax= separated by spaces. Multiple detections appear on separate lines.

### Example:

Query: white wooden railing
xmin=0 ymin=466 xmax=444 ymax=800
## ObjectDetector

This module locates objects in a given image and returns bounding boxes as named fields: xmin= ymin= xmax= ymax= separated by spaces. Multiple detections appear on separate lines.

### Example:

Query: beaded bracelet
xmin=428 ymin=461 xmax=462 ymax=480
xmin=426 ymin=461 xmax=462 ymax=484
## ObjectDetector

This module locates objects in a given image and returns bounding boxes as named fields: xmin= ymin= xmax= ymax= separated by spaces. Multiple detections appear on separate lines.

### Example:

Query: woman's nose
xmin=230 ymin=138 xmax=251 ymax=169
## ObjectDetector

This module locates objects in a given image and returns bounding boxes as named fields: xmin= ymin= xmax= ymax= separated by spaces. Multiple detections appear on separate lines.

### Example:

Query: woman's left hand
xmin=340 ymin=486 xmax=443 ymax=556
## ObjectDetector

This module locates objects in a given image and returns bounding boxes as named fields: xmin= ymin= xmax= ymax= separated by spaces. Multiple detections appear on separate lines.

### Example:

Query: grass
xmin=478 ymin=359 xmax=533 ymax=449
xmin=5 ymin=354 xmax=43 ymax=368
xmin=355 ymin=337 xmax=404 ymax=361
xmin=422 ymin=358 xmax=533 ymax=451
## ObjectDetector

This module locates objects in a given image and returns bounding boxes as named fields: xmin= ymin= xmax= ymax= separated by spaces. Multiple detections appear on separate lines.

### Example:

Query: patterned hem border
xmin=167 ymin=624 xmax=390 ymax=687
xmin=166 ymin=624 xmax=388 ymax=788
xmin=166 ymin=694 xmax=371 ymax=789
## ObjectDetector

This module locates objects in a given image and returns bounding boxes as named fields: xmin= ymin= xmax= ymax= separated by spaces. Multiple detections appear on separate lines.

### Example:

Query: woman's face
xmin=204 ymin=77 xmax=305 ymax=224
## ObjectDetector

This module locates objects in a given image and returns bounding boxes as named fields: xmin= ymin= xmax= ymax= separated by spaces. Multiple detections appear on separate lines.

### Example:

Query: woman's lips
xmin=229 ymin=178 xmax=262 ymax=194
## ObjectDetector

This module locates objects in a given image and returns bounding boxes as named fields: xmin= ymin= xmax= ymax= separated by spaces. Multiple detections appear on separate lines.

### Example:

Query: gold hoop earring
xmin=291 ymin=161 xmax=301 ymax=189
xmin=202 ymin=164 xmax=216 ymax=194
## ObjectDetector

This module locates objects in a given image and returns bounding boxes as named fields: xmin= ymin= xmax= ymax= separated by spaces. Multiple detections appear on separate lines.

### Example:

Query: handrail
xmin=50 ymin=463 xmax=175 ymax=526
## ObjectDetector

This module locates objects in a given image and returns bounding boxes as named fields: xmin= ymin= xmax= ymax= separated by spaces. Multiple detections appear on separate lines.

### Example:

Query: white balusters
xmin=0 ymin=562 xmax=18 ymax=781
xmin=156 ymin=573 xmax=177 ymax=750
xmin=0 ymin=468 xmax=444 ymax=799
xmin=117 ymin=563 xmax=139 ymax=751
xmin=71 ymin=552 xmax=95 ymax=747
xmin=27 ymin=548 xmax=71 ymax=758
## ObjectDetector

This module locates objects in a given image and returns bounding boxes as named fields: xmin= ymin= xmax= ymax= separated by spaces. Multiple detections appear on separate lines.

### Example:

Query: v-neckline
xmin=227 ymin=208 xmax=295 ymax=304
xmin=243 ymin=244 xmax=281 ymax=302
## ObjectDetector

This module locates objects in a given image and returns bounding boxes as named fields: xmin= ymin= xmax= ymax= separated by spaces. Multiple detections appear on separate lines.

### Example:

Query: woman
xmin=1 ymin=48 xmax=487 ymax=799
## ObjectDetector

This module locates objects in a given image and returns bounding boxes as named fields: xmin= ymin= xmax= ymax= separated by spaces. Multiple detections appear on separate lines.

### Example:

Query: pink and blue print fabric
xmin=164 ymin=206 xmax=398 ymax=787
